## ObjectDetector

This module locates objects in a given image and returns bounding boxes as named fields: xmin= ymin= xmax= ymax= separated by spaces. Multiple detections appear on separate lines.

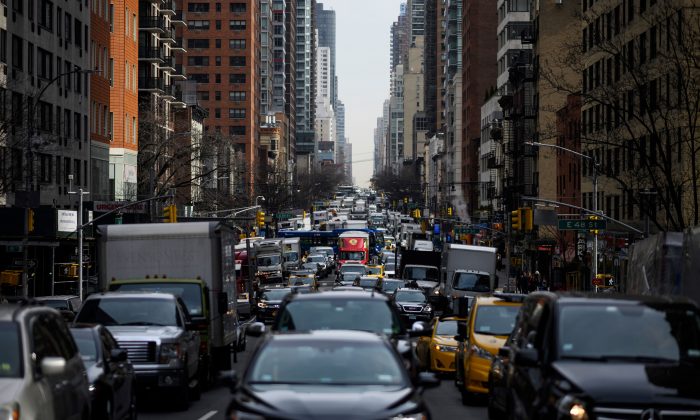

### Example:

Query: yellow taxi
xmin=365 ymin=265 xmax=385 ymax=279
xmin=287 ymin=274 xmax=318 ymax=290
xmin=456 ymin=293 xmax=523 ymax=401
xmin=416 ymin=316 xmax=464 ymax=374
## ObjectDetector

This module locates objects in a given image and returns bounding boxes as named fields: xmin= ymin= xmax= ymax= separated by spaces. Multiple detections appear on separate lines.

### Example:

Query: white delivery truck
xmin=441 ymin=244 xmax=498 ymax=312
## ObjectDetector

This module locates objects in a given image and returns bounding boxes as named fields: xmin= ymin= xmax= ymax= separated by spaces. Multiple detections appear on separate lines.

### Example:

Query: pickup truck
xmin=75 ymin=292 xmax=201 ymax=410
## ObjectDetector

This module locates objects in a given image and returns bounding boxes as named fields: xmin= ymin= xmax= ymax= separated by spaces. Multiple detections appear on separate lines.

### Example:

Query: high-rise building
xmin=295 ymin=0 xmax=316 ymax=163
xmin=461 ymin=0 xmax=497 ymax=220
xmin=423 ymin=0 xmax=445 ymax=133
xmin=108 ymin=0 xmax=140 ymax=201
xmin=407 ymin=0 xmax=425 ymax=40
xmin=283 ymin=0 xmax=297 ymax=179
xmin=315 ymin=3 xmax=336 ymax=107
xmin=335 ymin=99 xmax=346 ymax=169
xmin=271 ymin=0 xmax=286 ymax=112
xmin=2 ymin=0 xmax=91 ymax=207
xmin=180 ymin=0 xmax=260 ymax=198
xmin=403 ymin=36 xmax=424 ymax=162
xmin=261 ymin=0 xmax=274 ymax=115
xmin=315 ymin=45 xmax=334 ymax=165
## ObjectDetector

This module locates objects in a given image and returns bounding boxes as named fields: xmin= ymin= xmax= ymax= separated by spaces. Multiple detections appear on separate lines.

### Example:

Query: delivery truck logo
xmin=349 ymin=239 xmax=358 ymax=245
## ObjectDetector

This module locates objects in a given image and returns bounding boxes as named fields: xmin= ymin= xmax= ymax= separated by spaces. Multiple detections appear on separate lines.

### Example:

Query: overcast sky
xmin=320 ymin=0 xmax=403 ymax=187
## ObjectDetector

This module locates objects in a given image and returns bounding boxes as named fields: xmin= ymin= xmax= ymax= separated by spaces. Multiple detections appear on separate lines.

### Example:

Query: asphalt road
xmin=139 ymin=274 xmax=488 ymax=419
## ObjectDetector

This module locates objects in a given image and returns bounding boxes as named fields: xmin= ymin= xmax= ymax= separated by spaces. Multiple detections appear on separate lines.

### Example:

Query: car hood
xmin=106 ymin=325 xmax=184 ymax=340
xmin=552 ymin=361 xmax=700 ymax=406
xmin=472 ymin=333 xmax=508 ymax=354
xmin=232 ymin=385 xmax=420 ymax=419
xmin=0 ymin=379 xmax=23 ymax=402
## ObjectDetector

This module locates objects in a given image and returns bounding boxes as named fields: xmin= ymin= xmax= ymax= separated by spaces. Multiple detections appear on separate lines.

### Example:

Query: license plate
xmin=409 ymin=315 xmax=416 ymax=320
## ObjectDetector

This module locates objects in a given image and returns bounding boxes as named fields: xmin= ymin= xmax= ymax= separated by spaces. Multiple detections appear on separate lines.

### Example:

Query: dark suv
xmin=504 ymin=292 xmax=700 ymax=419
xmin=246 ymin=291 xmax=430 ymax=379
xmin=391 ymin=288 xmax=433 ymax=326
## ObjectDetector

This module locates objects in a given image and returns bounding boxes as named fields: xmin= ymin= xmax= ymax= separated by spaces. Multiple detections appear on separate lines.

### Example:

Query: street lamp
xmin=255 ymin=195 xmax=265 ymax=207
xmin=526 ymin=141 xmax=600 ymax=278
xmin=68 ymin=175 xmax=89 ymax=301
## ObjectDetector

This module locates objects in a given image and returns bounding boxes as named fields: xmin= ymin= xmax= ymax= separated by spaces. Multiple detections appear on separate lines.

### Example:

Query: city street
xmin=139 ymin=334 xmax=487 ymax=420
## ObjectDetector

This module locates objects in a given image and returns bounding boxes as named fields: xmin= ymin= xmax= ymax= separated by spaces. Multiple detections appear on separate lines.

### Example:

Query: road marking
xmin=198 ymin=410 xmax=218 ymax=420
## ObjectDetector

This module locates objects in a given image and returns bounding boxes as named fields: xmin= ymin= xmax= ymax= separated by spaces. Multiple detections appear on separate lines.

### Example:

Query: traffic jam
xmin=2 ymin=186 xmax=700 ymax=419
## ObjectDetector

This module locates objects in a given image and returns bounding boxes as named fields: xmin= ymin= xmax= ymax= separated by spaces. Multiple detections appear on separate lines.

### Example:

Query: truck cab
xmin=254 ymin=240 xmax=285 ymax=287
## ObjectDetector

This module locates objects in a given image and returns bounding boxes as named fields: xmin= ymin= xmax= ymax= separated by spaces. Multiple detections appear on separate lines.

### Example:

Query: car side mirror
xmin=218 ymin=292 xmax=229 ymax=316
xmin=498 ymin=346 xmax=511 ymax=358
xmin=514 ymin=347 xmax=539 ymax=367
xmin=40 ymin=357 xmax=67 ymax=376
xmin=246 ymin=322 xmax=266 ymax=337
xmin=110 ymin=348 xmax=128 ymax=362
xmin=219 ymin=370 xmax=239 ymax=394
xmin=417 ymin=372 xmax=441 ymax=390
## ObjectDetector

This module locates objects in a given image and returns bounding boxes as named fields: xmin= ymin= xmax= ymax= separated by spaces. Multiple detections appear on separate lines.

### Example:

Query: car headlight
xmin=470 ymin=344 xmax=493 ymax=361
xmin=423 ymin=304 xmax=432 ymax=312
xmin=160 ymin=343 xmax=182 ymax=364
xmin=556 ymin=395 xmax=589 ymax=420
xmin=0 ymin=402 xmax=19 ymax=420
xmin=390 ymin=412 xmax=428 ymax=420
xmin=257 ymin=302 xmax=268 ymax=309
xmin=88 ymin=384 xmax=96 ymax=393
xmin=433 ymin=344 xmax=458 ymax=352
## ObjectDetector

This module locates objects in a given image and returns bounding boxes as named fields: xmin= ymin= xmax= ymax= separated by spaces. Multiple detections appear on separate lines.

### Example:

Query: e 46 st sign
xmin=558 ymin=219 xmax=607 ymax=231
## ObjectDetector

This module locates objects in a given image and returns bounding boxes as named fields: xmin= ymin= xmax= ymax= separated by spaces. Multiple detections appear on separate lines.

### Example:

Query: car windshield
xmin=289 ymin=277 xmax=314 ymax=286
xmin=358 ymin=278 xmax=378 ymax=288
xmin=341 ymin=265 xmax=366 ymax=274
xmin=382 ymin=281 xmax=402 ymax=293
xmin=109 ymin=282 xmax=204 ymax=316
xmin=436 ymin=320 xmax=459 ymax=336
xmin=558 ymin=304 xmax=700 ymax=362
xmin=404 ymin=267 xmax=439 ymax=282
xmin=340 ymin=251 xmax=366 ymax=261
xmin=473 ymin=305 xmax=520 ymax=336
xmin=285 ymin=252 xmax=299 ymax=262
xmin=258 ymin=255 xmax=281 ymax=266
xmin=385 ymin=263 xmax=396 ymax=271
xmin=276 ymin=299 xmax=403 ymax=336
xmin=261 ymin=289 xmax=291 ymax=301
xmin=76 ymin=298 xmax=180 ymax=327
xmin=39 ymin=299 xmax=71 ymax=311
xmin=70 ymin=329 xmax=98 ymax=363
xmin=250 ymin=339 xmax=406 ymax=386
xmin=453 ymin=272 xmax=491 ymax=292
xmin=395 ymin=291 xmax=426 ymax=303
xmin=367 ymin=267 xmax=382 ymax=275
xmin=0 ymin=322 xmax=22 ymax=378
xmin=308 ymin=256 xmax=325 ymax=263
xmin=302 ymin=263 xmax=319 ymax=270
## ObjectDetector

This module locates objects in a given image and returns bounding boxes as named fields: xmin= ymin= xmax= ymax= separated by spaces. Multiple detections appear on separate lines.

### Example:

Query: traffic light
xmin=511 ymin=209 xmax=521 ymax=231
xmin=447 ymin=207 xmax=453 ymax=217
xmin=412 ymin=209 xmax=421 ymax=218
xmin=163 ymin=205 xmax=177 ymax=223
xmin=403 ymin=197 xmax=408 ymax=204
xmin=256 ymin=211 xmax=266 ymax=227
xmin=588 ymin=214 xmax=600 ymax=235
xmin=522 ymin=207 xmax=533 ymax=232
xmin=27 ymin=209 xmax=35 ymax=233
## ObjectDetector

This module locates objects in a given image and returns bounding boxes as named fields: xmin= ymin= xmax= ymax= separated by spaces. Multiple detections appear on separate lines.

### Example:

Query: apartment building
xmin=89 ymin=0 xmax=111 ymax=201
xmin=2 ymin=0 xmax=92 ymax=208
xmin=295 ymin=0 xmax=315 ymax=162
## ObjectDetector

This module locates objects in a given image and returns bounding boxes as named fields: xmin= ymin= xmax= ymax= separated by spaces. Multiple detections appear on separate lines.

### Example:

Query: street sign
xmin=13 ymin=259 xmax=36 ymax=268
xmin=276 ymin=212 xmax=293 ymax=220
xmin=558 ymin=219 xmax=607 ymax=230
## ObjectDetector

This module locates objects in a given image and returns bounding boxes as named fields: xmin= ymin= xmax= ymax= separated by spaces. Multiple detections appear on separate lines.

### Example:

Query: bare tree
xmin=540 ymin=2 xmax=700 ymax=231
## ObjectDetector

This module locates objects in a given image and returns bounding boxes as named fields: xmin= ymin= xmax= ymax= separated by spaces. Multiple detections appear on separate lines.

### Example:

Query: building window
xmin=215 ymin=39 xmax=221 ymax=48
xmin=196 ymin=91 xmax=210 ymax=101
xmin=229 ymin=91 xmax=245 ymax=101
xmin=11 ymin=36 xmax=22 ymax=70
xmin=215 ymin=91 xmax=221 ymax=100
xmin=229 ymin=39 xmax=246 ymax=49
xmin=187 ymin=20 xmax=210 ymax=30
xmin=229 ymin=108 xmax=245 ymax=119
xmin=230 ymin=3 xmax=246 ymax=12
xmin=215 ymin=108 xmax=221 ymax=118
xmin=187 ymin=39 xmax=210 ymax=49
xmin=215 ymin=20 xmax=221 ymax=30
xmin=37 ymin=48 xmax=53 ymax=79
xmin=187 ymin=3 xmax=209 ymax=12
xmin=229 ymin=20 xmax=246 ymax=30
xmin=109 ymin=4 xmax=113 ymax=31
xmin=215 ymin=74 xmax=221 ymax=83
xmin=215 ymin=56 xmax=221 ymax=66
xmin=230 ymin=126 xmax=245 ymax=135
xmin=229 ymin=56 xmax=245 ymax=67
xmin=187 ymin=56 xmax=210 ymax=66
xmin=132 ymin=117 xmax=136 ymax=144
xmin=39 ymin=0 xmax=54 ymax=31
xmin=215 ymin=2 xmax=221 ymax=12
xmin=189 ymin=74 xmax=210 ymax=83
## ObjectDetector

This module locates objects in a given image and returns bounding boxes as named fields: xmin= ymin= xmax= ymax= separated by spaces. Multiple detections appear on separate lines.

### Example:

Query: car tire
xmin=460 ymin=387 xmax=474 ymax=406
xmin=127 ymin=391 xmax=138 ymax=420
xmin=175 ymin=379 xmax=190 ymax=411
xmin=488 ymin=397 xmax=505 ymax=420
xmin=191 ymin=376 xmax=202 ymax=401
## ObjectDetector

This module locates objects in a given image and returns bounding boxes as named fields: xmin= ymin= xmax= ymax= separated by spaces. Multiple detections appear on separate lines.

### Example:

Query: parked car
xmin=225 ymin=330 xmax=440 ymax=419
xmin=0 ymin=303 xmax=91 ymax=420
xmin=505 ymin=292 xmax=700 ymax=419
xmin=74 ymin=292 xmax=201 ymax=410
xmin=70 ymin=324 xmax=137 ymax=420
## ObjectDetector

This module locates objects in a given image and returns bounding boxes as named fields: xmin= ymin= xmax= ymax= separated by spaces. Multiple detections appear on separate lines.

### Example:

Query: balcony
xmin=139 ymin=15 xmax=165 ymax=33
xmin=159 ymin=55 xmax=176 ymax=71
xmin=171 ymin=85 xmax=186 ymax=108
xmin=161 ymin=0 xmax=176 ymax=14
xmin=171 ymin=37 xmax=187 ymax=52
xmin=172 ymin=10 xmax=186 ymax=26
xmin=161 ymin=83 xmax=176 ymax=99
xmin=139 ymin=46 xmax=164 ymax=62
xmin=160 ymin=28 xmax=175 ymax=43
xmin=171 ymin=64 xmax=187 ymax=80
xmin=139 ymin=77 xmax=165 ymax=92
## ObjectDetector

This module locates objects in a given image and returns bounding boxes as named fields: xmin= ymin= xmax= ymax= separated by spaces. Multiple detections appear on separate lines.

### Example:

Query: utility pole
xmin=69 ymin=175 xmax=89 ymax=301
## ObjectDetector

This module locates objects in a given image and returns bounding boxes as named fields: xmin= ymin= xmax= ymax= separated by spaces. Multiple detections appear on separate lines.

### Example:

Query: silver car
xmin=0 ymin=303 xmax=91 ymax=420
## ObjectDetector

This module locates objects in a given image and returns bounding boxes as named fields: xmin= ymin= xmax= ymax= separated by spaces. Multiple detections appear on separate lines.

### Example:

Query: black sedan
xmin=256 ymin=288 xmax=292 ymax=323
xmin=225 ymin=330 xmax=439 ymax=419
xmin=392 ymin=288 xmax=434 ymax=326
xmin=70 ymin=324 xmax=136 ymax=420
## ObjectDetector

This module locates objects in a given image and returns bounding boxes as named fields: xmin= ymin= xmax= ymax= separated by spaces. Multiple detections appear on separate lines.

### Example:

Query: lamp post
xmin=526 ymin=141 xmax=600 ymax=279
xmin=21 ymin=68 xmax=97 ymax=297
xmin=68 ymin=175 xmax=89 ymax=301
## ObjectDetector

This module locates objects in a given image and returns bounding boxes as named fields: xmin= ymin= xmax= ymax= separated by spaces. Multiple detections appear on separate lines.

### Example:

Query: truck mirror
xmin=218 ymin=292 xmax=228 ymax=315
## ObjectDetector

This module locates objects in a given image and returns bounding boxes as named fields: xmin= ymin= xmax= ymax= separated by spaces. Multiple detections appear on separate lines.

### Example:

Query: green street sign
xmin=276 ymin=212 xmax=293 ymax=220
xmin=558 ymin=219 xmax=607 ymax=230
